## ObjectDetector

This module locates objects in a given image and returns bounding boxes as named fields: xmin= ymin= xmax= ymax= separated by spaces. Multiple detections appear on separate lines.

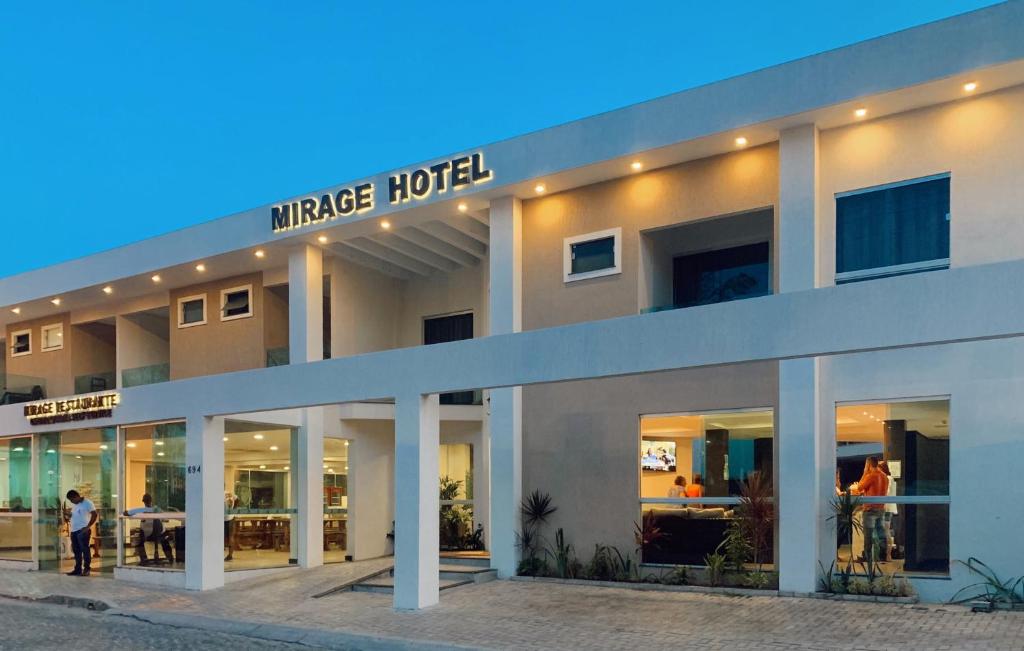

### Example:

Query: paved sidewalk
xmin=1 ymin=563 xmax=1022 ymax=650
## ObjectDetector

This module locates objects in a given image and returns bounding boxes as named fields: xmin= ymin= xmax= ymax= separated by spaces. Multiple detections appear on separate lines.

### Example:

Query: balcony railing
xmin=266 ymin=347 xmax=290 ymax=368
xmin=0 ymin=375 xmax=47 ymax=404
xmin=122 ymin=363 xmax=171 ymax=388
xmin=74 ymin=372 xmax=116 ymax=395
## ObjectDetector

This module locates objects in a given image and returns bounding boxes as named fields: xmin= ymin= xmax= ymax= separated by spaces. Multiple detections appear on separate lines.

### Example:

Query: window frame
xmin=834 ymin=172 xmax=951 ymax=284
xmin=219 ymin=284 xmax=254 ymax=322
xmin=40 ymin=323 xmax=64 ymax=352
xmin=177 ymin=294 xmax=207 ymax=328
xmin=563 ymin=227 xmax=622 ymax=283
xmin=10 ymin=329 xmax=31 ymax=357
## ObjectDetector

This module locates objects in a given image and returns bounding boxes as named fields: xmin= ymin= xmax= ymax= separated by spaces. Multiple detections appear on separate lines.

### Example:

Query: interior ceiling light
xmin=254 ymin=249 xmax=265 ymax=258
xmin=195 ymin=263 xmax=206 ymax=272
xmin=854 ymin=108 xmax=867 ymax=118
xmin=630 ymin=161 xmax=643 ymax=171
xmin=11 ymin=307 xmax=20 ymax=315
xmin=102 ymin=286 xmax=113 ymax=295
xmin=963 ymin=81 xmax=978 ymax=92
xmin=380 ymin=220 xmax=391 ymax=230
xmin=734 ymin=136 xmax=748 ymax=147
xmin=457 ymin=202 xmax=468 ymax=213
xmin=151 ymin=274 xmax=161 ymax=283
xmin=534 ymin=183 xmax=546 ymax=194
xmin=318 ymin=235 xmax=328 ymax=244
xmin=51 ymin=298 xmax=61 ymax=306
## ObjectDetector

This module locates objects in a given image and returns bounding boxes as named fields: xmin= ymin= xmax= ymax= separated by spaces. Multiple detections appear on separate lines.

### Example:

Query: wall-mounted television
xmin=641 ymin=440 xmax=677 ymax=472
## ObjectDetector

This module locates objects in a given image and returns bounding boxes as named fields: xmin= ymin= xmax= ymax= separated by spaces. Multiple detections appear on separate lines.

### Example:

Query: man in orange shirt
xmin=854 ymin=456 xmax=890 ymax=562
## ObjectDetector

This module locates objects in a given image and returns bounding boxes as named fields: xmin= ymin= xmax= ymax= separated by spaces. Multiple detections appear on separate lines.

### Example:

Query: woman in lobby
xmin=667 ymin=475 xmax=687 ymax=498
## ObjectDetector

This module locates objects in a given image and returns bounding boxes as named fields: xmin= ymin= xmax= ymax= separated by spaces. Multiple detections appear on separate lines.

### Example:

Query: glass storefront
xmin=0 ymin=436 xmax=32 ymax=561
xmin=35 ymin=428 xmax=117 ymax=573
xmin=639 ymin=409 xmax=775 ymax=567
xmin=835 ymin=399 xmax=950 ymax=575
xmin=439 ymin=443 xmax=479 ymax=551
xmin=224 ymin=422 xmax=295 ymax=570
xmin=120 ymin=422 xmax=186 ymax=570
xmin=323 ymin=435 xmax=348 ymax=563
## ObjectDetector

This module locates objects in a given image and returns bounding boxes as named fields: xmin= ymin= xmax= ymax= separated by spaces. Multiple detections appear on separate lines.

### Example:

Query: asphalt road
xmin=0 ymin=599 xmax=321 ymax=650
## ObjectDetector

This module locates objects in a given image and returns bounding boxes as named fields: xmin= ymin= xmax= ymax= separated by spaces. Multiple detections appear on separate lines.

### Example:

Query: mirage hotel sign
xmin=271 ymin=152 xmax=493 ymax=234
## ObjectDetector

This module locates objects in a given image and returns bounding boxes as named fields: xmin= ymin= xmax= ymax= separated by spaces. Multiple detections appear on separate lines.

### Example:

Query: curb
xmin=0 ymin=591 xmax=114 ymax=612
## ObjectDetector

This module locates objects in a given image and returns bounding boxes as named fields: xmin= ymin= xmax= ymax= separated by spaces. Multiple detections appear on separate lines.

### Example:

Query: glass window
xmin=221 ymin=286 xmax=252 ymax=321
xmin=224 ymin=423 xmax=295 ymax=570
xmin=40 ymin=324 xmax=63 ymax=352
xmin=11 ymin=330 xmax=30 ymax=356
xmin=564 ymin=228 xmax=622 ymax=282
xmin=835 ymin=399 xmax=950 ymax=574
xmin=0 ymin=437 xmax=33 ymax=561
xmin=178 ymin=296 xmax=206 ymax=327
xmin=121 ymin=422 xmax=186 ymax=570
xmin=639 ymin=409 xmax=774 ymax=567
xmin=836 ymin=175 xmax=950 ymax=282
xmin=323 ymin=436 xmax=349 ymax=563
xmin=673 ymin=242 xmax=770 ymax=308
xmin=439 ymin=443 xmax=480 ymax=552
xmin=424 ymin=314 xmax=477 ymax=405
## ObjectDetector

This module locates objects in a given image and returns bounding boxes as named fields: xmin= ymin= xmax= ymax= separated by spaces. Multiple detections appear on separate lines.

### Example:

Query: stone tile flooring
xmin=1 ymin=562 xmax=1022 ymax=650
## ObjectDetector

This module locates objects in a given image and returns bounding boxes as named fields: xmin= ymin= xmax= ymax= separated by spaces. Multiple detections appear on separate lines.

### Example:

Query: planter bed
xmin=511 ymin=575 xmax=778 ymax=598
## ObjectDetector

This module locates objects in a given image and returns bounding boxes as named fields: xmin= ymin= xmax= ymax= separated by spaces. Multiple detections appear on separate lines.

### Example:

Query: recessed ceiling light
xmin=854 ymin=108 xmax=867 ymax=118
xmin=222 ymin=437 xmax=228 ymax=442
xmin=259 ymin=464 xmax=266 ymax=470
xmin=102 ymin=286 xmax=113 ymax=295
xmin=534 ymin=183 xmax=546 ymax=194
xmin=318 ymin=235 xmax=328 ymax=244
xmin=11 ymin=307 xmax=20 ymax=315
xmin=254 ymin=249 xmax=265 ymax=259
xmin=328 ymin=468 xmax=334 ymax=473
xmin=344 ymin=441 xmax=349 ymax=446
xmin=151 ymin=274 xmax=161 ymax=283
xmin=195 ymin=263 xmax=206 ymax=272
xmin=157 ymin=452 xmax=165 ymax=457
xmin=50 ymin=297 xmax=61 ymax=306
xmin=344 ymin=466 xmax=348 ymax=471
xmin=630 ymin=161 xmax=643 ymax=171
xmin=126 ymin=443 xmax=136 ymax=448
xmin=155 ymin=441 xmax=164 ymax=446
xmin=99 ymin=444 xmax=108 ymax=450
xmin=380 ymin=220 xmax=391 ymax=230
xmin=735 ymin=136 xmax=748 ymax=147
xmin=963 ymin=81 xmax=978 ymax=92
xmin=269 ymin=445 xmax=279 ymax=451
xmin=457 ymin=202 xmax=468 ymax=213
xmin=254 ymin=434 xmax=264 ymax=440
xmin=284 ymin=466 xmax=290 ymax=471
xmin=323 ymin=464 xmax=328 ymax=469
xmin=75 ymin=455 xmax=82 ymax=459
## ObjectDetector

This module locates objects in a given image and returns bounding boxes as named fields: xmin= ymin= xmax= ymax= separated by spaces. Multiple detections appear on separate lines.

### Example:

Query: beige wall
xmin=818 ymin=84 xmax=1024 ymax=283
xmin=522 ymin=362 xmax=777 ymax=559
xmin=396 ymin=262 xmax=487 ymax=348
xmin=6 ymin=313 xmax=73 ymax=398
xmin=262 ymin=286 xmax=289 ymax=353
xmin=69 ymin=324 xmax=115 ymax=382
xmin=169 ymin=272 xmax=266 ymax=380
xmin=522 ymin=144 xmax=779 ymax=330
xmin=116 ymin=313 xmax=170 ymax=381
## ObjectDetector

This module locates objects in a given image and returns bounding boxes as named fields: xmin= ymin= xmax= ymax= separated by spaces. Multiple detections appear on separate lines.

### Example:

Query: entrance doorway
xmin=36 ymin=428 xmax=117 ymax=574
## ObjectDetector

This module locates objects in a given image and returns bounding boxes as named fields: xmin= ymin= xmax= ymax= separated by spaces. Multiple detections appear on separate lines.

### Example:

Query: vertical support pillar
xmin=185 ymin=415 xmax=225 ymax=591
xmin=487 ymin=195 xmax=523 ymax=578
xmin=393 ymin=393 xmax=440 ymax=610
xmin=289 ymin=244 xmax=324 ymax=365
xmin=777 ymin=124 xmax=825 ymax=593
xmin=296 ymin=407 xmax=324 ymax=568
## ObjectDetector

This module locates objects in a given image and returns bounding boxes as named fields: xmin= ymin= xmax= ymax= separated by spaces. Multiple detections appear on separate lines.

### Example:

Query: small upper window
xmin=178 ymin=295 xmax=207 ymax=328
xmin=10 ymin=330 xmax=31 ymax=357
xmin=40 ymin=323 xmax=63 ymax=352
xmin=836 ymin=174 xmax=950 ymax=283
xmin=564 ymin=227 xmax=622 ymax=282
xmin=221 ymin=285 xmax=253 ymax=321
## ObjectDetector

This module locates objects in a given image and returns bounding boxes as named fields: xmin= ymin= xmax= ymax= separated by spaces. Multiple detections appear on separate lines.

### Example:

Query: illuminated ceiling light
xmin=99 ymin=444 xmax=108 ymax=450
xmin=222 ymin=437 xmax=228 ymax=442
xmin=854 ymin=108 xmax=867 ymax=118
xmin=253 ymin=434 xmax=264 ymax=440
xmin=12 ymin=447 xmax=24 ymax=452
xmin=102 ymin=286 xmax=113 ymax=295
xmin=47 ymin=449 xmax=55 ymax=454
xmin=157 ymin=452 xmax=165 ymax=457
xmin=259 ymin=464 xmax=266 ymax=470
xmin=126 ymin=443 xmax=137 ymax=448
xmin=195 ymin=263 xmax=206 ymax=272
xmin=963 ymin=81 xmax=978 ymax=93
xmin=254 ymin=249 xmax=266 ymax=259
xmin=11 ymin=307 xmax=20 ymax=315
xmin=380 ymin=219 xmax=392 ymax=230
xmin=734 ymin=136 xmax=748 ymax=147
xmin=75 ymin=455 xmax=82 ymax=459
xmin=344 ymin=466 xmax=348 ymax=471
xmin=328 ymin=468 xmax=335 ymax=473
xmin=457 ymin=202 xmax=468 ymax=213
xmin=534 ymin=183 xmax=546 ymax=194
xmin=269 ymin=445 xmax=279 ymax=451
xmin=155 ymin=441 xmax=164 ymax=446
xmin=630 ymin=161 xmax=643 ymax=171
xmin=50 ymin=297 xmax=61 ymax=306
xmin=343 ymin=441 xmax=349 ymax=446
xmin=151 ymin=274 xmax=161 ymax=283
xmin=322 ymin=464 xmax=328 ymax=469
xmin=317 ymin=235 xmax=328 ymax=244
xmin=283 ymin=466 xmax=290 ymax=471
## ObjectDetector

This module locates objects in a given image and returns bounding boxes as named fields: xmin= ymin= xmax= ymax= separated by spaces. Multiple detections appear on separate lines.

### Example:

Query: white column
xmin=296 ymin=407 xmax=324 ymax=567
xmin=777 ymin=124 xmax=825 ymax=594
xmin=393 ymin=393 xmax=440 ymax=610
xmin=288 ymin=244 xmax=324 ymax=364
xmin=185 ymin=415 xmax=225 ymax=591
xmin=487 ymin=195 xmax=523 ymax=578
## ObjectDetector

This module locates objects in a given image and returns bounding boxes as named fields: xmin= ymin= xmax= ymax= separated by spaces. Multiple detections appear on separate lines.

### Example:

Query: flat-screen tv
xmin=641 ymin=440 xmax=677 ymax=472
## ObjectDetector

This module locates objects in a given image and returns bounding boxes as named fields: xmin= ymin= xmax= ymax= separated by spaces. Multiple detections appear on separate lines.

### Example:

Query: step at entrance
xmin=315 ymin=562 xmax=497 ymax=597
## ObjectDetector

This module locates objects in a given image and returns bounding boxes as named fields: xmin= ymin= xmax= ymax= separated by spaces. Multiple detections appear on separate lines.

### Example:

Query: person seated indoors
xmin=667 ymin=475 xmax=687 ymax=498
xmin=124 ymin=493 xmax=174 ymax=565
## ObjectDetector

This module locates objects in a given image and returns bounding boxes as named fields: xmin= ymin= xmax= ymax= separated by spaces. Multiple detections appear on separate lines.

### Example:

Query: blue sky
xmin=0 ymin=1 xmax=999 ymax=278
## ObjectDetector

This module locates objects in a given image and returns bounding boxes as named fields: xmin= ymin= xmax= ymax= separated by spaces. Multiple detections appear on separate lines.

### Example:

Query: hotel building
xmin=1 ymin=3 xmax=1023 ymax=608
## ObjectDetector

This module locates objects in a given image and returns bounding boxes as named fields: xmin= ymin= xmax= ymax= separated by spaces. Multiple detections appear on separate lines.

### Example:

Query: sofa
xmin=643 ymin=507 xmax=765 ymax=566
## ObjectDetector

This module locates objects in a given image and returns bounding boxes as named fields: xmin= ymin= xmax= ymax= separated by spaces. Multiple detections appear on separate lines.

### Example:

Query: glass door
xmin=35 ymin=428 xmax=117 ymax=573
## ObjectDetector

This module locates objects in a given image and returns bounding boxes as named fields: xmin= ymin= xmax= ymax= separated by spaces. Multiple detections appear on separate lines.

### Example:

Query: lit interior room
xmin=835 ymin=399 xmax=950 ymax=575
xmin=0 ymin=436 xmax=32 ymax=561
xmin=323 ymin=434 xmax=349 ymax=563
xmin=639 ymin=410 xmax=774 ymax=567
xmin=121 ymin=422 xmax=185 ymax=570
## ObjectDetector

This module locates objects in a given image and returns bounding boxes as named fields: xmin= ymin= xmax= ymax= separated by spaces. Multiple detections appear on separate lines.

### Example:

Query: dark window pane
xmin=12 ymin=334 xmax=29 ymax=353
xmin=836 ymin=177 xmax=950 ymax=275
xmin=571 ymin=236 xmax=615 ymax=275
xmin=673 ymin=242 xmax=770 ymax=308
xmin=223 ymin=290 xmax=250 ymax=317
xmin=424 ymin=313 xmax=475 ymax=405
xmin=181 ymin=299 xmax=204 ymax=324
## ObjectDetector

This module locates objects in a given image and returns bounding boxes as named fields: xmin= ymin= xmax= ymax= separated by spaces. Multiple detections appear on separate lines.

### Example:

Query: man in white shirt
xmin=65 ymin=489 xmax=97 ymax=576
